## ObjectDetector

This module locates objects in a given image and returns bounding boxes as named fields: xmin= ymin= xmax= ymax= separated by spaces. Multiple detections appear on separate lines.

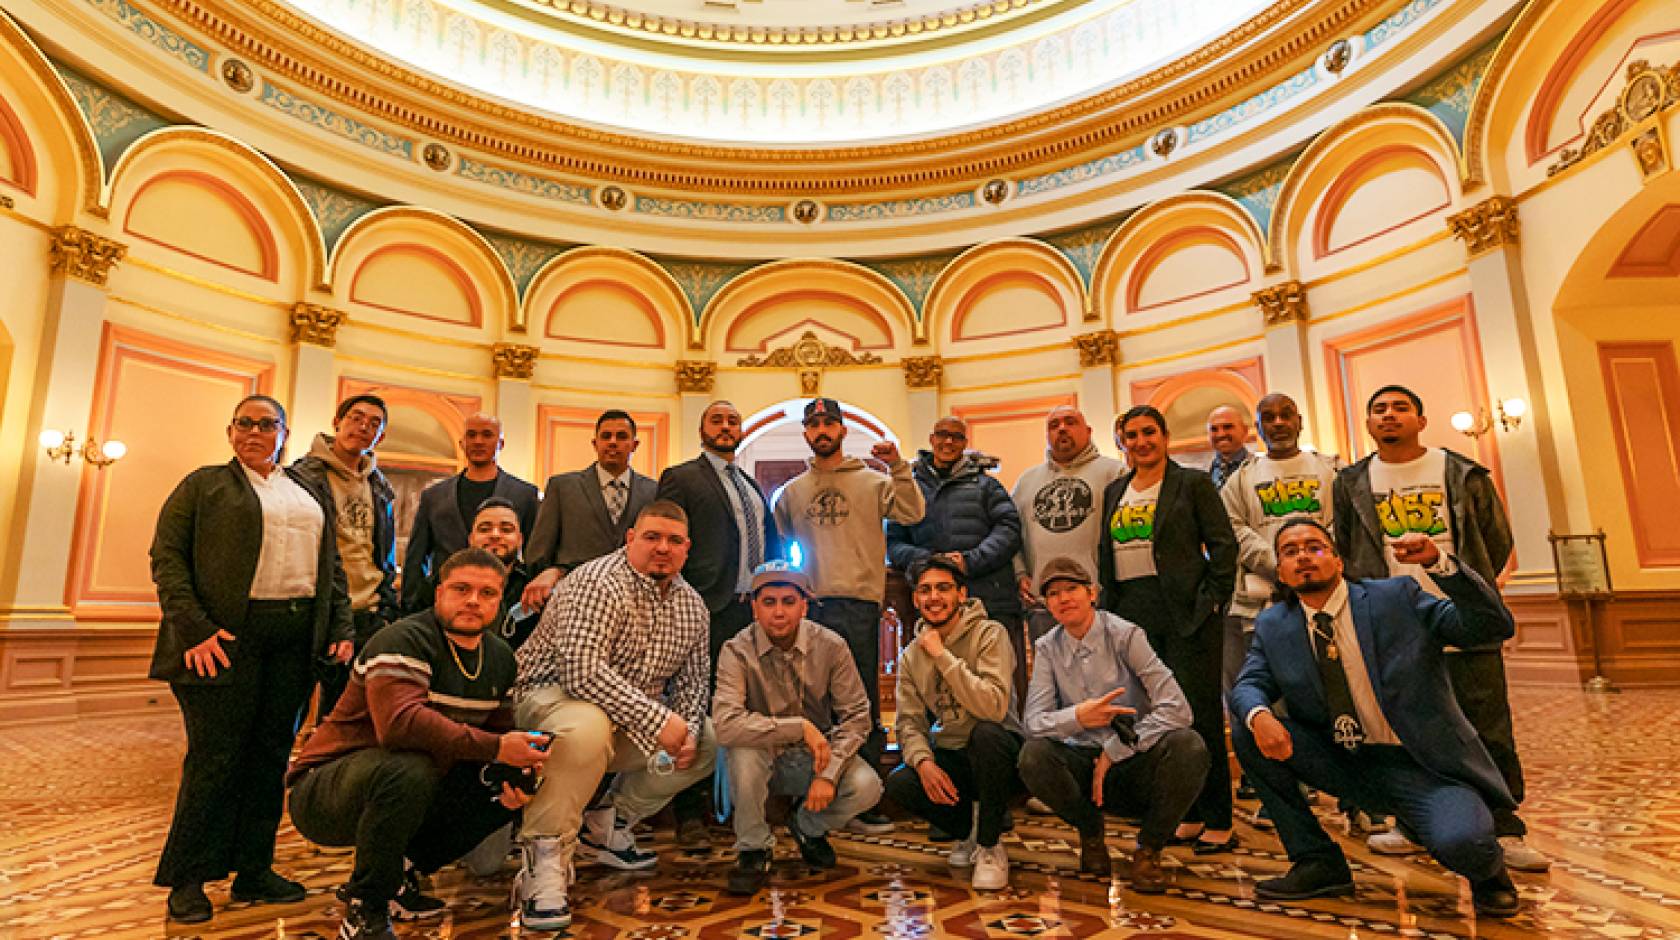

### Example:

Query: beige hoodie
xmin=308 ymin=433 xmax=382 ymax=610
xmin=772 ymin=454 xmax=925 ymax=602
xmin=894 ymin=598 xmax=1021 ymax=768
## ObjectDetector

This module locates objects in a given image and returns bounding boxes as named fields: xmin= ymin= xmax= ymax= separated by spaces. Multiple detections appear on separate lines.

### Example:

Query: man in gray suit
xmin=401 ymin=413 xmax=540 ymax=613
xmin=519 ymin=410 xmax=657 ymax=613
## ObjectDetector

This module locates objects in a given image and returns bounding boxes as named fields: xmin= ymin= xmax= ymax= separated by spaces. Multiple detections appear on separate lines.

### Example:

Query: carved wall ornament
xmin=1549 ymin=60 xmax=1679 ymax=177
xmin=791 ymin=200 xmax=821 ymax=224
xmin=1073 ymin=330 xmax=1119 ymax=367
xmin=492 ymin=342 xmax=540 ymax=380
xmin=902 ymin=356 xmax=943 ymax=389
xmin=674 ymin=360 xmax=716 ymax=394
xmin=1632 ymin=126 xmax=1671 ymax=181
xmin=290 ymin=303 xmax=345 ymax=346
xmin=422 ymin=143 xmax=451 ymax=172
xmin=1446 ymin=196 xmax=1519 ymax=258
xmin=221 ymin=58 xmax=254 ymax=93
xmin=0 ymin=194 xmax=12 ymax=210
xmin=1323 ymin=39 xmax=1352 ymax=75
xmin=600 ymin=186 xmax=628 ymax=211
xmin=47 ymin=227 xmax=127 ymax=286
xmin=799 ymin=369 xmax=821 ymax=396
xmin=1252 ymin=280 xmax=1309 ymax=326
xmin=982 ymin=180 xmax=1010 ymax=205
xmin=737 ymin=331 xmax=883 ymax=369
xmin=1150 ymin=127 xmax=1179 ymax=159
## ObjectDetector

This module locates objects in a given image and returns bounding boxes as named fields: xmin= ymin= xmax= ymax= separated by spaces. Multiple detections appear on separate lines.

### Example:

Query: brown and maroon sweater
xmin=290 ymin=610 xmax=516 ymax=783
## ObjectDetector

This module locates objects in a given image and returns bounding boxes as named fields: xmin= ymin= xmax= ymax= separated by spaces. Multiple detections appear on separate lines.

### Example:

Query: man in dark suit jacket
xmin=655 ymin=401 xmax=783 ymax=846
xmin=1228 ymin=517 xmax=1519 ymax=917
xmin=401 ymin=413 xmax=539 ymax=612
xmin=519 ymin=410 xmax=657 ymax=613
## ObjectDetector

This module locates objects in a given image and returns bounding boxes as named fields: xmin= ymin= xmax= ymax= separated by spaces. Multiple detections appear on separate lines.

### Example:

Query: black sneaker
xmin=339 ymin=898 xmax=397 ymax=940
xmin=1255 ymin=858 xmax=1355 ymax=900
xmin=789 ymin=825 xmax=837 ymax=869
xmin=844 ymin=811 xmax=894 ymax=835
xmin=1472 ymin=872 xmax=1520 ymax=918
xmin=230 ymin=869 xmax=307 ymax=904
xmin=166 ymin=884 xmax=213 ymax=924
xmin=727 ymin=849 xmax=772 ymax=896
xmin=1235 ymin=780 xmax=1259 ymax=801
xmin=392 ymin=867 xmax=446 ymax=919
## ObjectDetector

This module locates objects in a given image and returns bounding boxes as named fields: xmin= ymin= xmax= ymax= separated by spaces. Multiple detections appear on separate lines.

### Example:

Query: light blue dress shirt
xmin=1023 ymin=609 xmax=1192 ymax=762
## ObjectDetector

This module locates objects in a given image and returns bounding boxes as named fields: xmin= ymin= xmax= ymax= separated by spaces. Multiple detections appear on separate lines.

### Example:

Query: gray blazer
xmin=526 ymin=464 xmax=657 ymax=575
xmin=401 ymin=469 xmax=540 ymax=612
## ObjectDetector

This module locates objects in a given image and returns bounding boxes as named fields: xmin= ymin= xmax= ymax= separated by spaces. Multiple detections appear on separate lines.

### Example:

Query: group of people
xmin=146 ymin=383 xmax=1543 ymax=938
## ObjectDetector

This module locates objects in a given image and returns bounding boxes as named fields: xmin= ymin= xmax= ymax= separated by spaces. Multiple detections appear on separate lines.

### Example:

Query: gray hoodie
xmin=895 ymin=598 xmax=1021 ymax=767
xmin=772 ymin=455 xmax=924 ymax=602
xmin=1010 ymin=443 xmax=1125 ymax=588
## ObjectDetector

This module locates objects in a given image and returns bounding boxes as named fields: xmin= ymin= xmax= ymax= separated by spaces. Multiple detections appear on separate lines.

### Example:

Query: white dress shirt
xmin=242 ymin=463 xmax=324 ymax=599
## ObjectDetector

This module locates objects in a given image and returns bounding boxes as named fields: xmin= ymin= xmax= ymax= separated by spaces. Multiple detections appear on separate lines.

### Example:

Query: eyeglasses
xmin=232 ymin=417 xmax=284 ymax=432
xmin=931 ymin=430 xmax=967 ymax=442
xmin=1278 ymin=541 xmax=1334 ymax=561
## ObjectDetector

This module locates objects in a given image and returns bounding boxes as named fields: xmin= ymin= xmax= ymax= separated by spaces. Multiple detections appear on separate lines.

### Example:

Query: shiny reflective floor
xmin=4 ymin=687 xmax=1680 ymax=938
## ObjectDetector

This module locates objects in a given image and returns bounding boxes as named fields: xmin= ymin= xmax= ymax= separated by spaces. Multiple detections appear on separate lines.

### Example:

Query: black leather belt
xmin=248 ymin=597 xmax=314 ymax=615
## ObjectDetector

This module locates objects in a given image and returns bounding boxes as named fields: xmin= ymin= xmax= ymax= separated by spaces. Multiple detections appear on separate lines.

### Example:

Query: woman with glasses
xmin=148 ymin=394 xmax=354 ymax=924
xmin=1098 ymin=405 xmax=1239 ymax=855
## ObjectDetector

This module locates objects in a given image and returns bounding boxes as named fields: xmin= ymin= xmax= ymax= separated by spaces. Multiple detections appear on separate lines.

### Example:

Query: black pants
xmin=316 ymin=608 xmax=388 ymax=717
xmin=884 ymin=722 xmax=1023 ymax=847
xmin=1017 ymin=730 xmax=1208 ymax=850
xmin=289 ymin=749 xmax=516 ymax=904
xmin=672 ymin=597 xmax=755 ymax=825
xmin=813 ymin=597 xmax=887 ymax=770
xmin=1446 ymin=649 xmax=1527 ymax=837
xmin=993 ymin=610 xmax=1029 ymax=709
xmin=155 ymin=600 xmax=315 ymax=887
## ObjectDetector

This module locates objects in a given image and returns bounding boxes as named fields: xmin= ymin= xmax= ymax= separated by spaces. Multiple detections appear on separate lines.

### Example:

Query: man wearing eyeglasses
xmin=294 ymin=393 xmax=399 ymax=714
xmin=1227 ymin=518 xmax=1520 ymax=917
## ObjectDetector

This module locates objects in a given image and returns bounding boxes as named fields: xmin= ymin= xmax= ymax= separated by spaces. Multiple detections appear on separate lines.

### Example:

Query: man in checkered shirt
xmin=511 ymin=500 xmax=714 ymax=932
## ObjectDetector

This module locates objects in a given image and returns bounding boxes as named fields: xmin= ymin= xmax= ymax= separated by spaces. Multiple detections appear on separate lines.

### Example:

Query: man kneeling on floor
xmin=1228 ymin=518 xmax=1521 ymax=917
xmin=288 ymin=548 xmax=549 ymax=940
xmin=885 ymin=556 xmax=1025 ymax=891
xmin=512 ymin=500 xmax=717 ymax=930
xmin=715 ymin=561 xmax=882 ymax=895
xmin=1018 ymin=556 xmax=1208 ymax=891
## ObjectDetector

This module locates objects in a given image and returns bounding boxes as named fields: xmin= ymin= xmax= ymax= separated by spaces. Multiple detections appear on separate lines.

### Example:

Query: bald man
xmin=1010 ymin=406 xmax=1125 ymax=609
xmin=401 ymin=413 xmax=540 ymax=612
xmin=1206 ymin=405 xmax=1254 ymax=491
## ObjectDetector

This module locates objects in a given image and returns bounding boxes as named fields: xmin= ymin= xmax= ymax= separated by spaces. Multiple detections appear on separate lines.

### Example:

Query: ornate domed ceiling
xmin=278 ymin=0 xmax=1271 ymax=142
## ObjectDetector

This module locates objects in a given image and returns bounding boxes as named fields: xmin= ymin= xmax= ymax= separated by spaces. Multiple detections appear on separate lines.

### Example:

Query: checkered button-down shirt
xmin=515 ymin=548 xmax=710 ymax=754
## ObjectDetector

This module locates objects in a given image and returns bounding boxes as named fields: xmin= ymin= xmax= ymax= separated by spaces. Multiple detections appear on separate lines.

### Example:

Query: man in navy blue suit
xmin=1228 ymin=517 xmax=1519 ymax=918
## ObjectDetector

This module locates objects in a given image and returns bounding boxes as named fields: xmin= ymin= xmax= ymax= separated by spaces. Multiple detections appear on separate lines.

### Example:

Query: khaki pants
xmin=515 ymin=686 xmax=717 ymax=845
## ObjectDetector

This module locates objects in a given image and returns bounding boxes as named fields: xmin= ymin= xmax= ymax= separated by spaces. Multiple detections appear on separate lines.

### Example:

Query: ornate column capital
xmin=1447 ymin=196 xmax=1519 ymax=258
xmin=902 ymin=356 xmax=943 ymax=389
xmin=1252 ymin=280 xmax=1309 ymax=326
xmin=492 ymin=342 xmax=540 ymax=380
xmin=675 ymin=359 xmax=717 ymax=394
xmin=290 ymin=303 xmax=346 ymax=347
xmin=48 ymin=226 xmax=127 ymax=286
xmin=1073 ymin=329 xmax=1119 ymax=367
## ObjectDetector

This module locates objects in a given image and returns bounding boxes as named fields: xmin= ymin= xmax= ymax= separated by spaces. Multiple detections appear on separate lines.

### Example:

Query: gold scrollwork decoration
xmin=737 ymin=331 xmax=883 ymax=369
xmin=290 ymin=302 xmax=345 ymax=346
xmin=1073 ymin=330 xmax=1119 ymax=367
xmin=1446 ymin=197 xmax=1518 ymax=259
xmin=492 ymin=342 xmax=540 ymax=380
xmin=902 ymin=356 xmax=943 ymax=389
xmin=1252 ymin=280 xmax=1308 ymax=326
xmin=1549 ymin=60 xmax=1679 ymax=177
xmin=48 ymin=226 xmax=127 ymax=286
xmin=675 ymin=359 xmax=717 ymax=394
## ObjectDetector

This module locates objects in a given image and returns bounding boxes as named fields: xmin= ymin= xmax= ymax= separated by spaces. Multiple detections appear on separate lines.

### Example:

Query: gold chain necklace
xmin=447 ymin=637 xmax=483 ymax=680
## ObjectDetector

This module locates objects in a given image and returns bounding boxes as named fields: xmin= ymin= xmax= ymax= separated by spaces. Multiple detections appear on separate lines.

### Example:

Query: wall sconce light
xmin=40 ymin=429 xmax=127 ymax=467
xmin=1451 ymin=398 xmax=1526 ymax=438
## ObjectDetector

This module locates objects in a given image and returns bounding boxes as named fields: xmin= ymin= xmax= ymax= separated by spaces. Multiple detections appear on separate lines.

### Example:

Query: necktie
xmin=725 ymin=465 xmax=764 ymax=573
xmin=1310 ymin=611 xmax=1364 ymax=752
xmin=607 ymin=478 xmax=627 ymax=524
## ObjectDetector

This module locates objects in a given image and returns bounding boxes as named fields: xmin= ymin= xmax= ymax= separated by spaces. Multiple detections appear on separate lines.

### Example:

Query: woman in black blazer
xmin=149 ymin=394 xmax=353 ymax=923
xmin=1099 ymin=405 xmax=1239 ymax=853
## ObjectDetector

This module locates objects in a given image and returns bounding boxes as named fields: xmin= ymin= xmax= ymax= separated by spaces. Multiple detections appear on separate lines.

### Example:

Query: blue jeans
xmin=1232 ymin=715 xmax=1505 ymax=882
xmin=727 ymin=748 xmax=883 ymax=852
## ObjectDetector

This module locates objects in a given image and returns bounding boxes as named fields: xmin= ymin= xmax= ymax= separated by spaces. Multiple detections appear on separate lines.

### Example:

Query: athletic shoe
xmin=1498 ymin=835 xmax=1551 ymax=872
xmin=515 ymin=838 xmax=573 ymax=931
xmin=580 ymin=807 xmax=658 ymax=870
xmin=1367 ymin=828 xmax=1425 ymax=856
xmin=971 ymin=843 xmax=1010 ymax=890
xmin=948 ymin=833 xmax=979 ymax=867
xmin=844 ymin=811 xmax=895 ymax=835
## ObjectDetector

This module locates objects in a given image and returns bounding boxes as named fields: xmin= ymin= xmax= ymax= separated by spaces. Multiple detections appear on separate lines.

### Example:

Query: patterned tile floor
xmin=3 ymin=687 xmax=1679 ymax=939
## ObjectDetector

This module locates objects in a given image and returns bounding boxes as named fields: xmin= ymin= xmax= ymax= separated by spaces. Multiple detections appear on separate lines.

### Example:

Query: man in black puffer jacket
xmin=888 ymin=416 xmax=1026 ymax=699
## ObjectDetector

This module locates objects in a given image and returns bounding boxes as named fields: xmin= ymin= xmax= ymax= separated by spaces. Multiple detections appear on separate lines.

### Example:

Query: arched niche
xmin=700 ymin=259 xmax=918 ymax=355
xmin=1129 ymin=357 xmax=1264 ymax=455
xmin=0 ymin=12 xmax=101 ymax=218
xmin=1271 ymin=104 xmax=1460 ymax=278
xmin=524 ymin=246 xmax=688 ymax=355
xmin=923 ymin=238 xmax=1084 ymax=347
xmin=331 ymin=207 xmax=517 ymax=335
xmin=1092 ymin=193 xmax=1265 ymax=322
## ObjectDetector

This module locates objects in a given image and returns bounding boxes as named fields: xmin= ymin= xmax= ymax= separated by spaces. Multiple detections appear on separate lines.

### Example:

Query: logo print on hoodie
xmin=807 ymin=488 xmax=851 ymax=527
xmin=1033 ymin=478 xmax=1095 ymax=533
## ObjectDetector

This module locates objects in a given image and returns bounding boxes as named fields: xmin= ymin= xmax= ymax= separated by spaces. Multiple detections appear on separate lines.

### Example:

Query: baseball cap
xmin=750 ymin=560 xmax=812 ymax=596
xmin=802 ymin=398 xmax=844 ymax=425
xmin=1037 ymin=556 xmax=1094 ymax=594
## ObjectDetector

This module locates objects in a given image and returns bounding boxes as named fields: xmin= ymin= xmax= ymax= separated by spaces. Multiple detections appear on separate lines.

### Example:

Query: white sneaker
xmin=1498 ymin=835 xmax=1551 ymax=872
xmin=1025 ymin=797 xmax=1054 ymax=815
xmin=580 ymin=807 xmax=658 ymax=871
xmin=516 ymin=838 xmax=573 ymax=931
xmin=948 ymin=834 xmax=979 ymax=867
xmin=971 ymin=844 xmax=1010 ymax=890
xmin=1367 ymin=828 xmax=1425 ymax=855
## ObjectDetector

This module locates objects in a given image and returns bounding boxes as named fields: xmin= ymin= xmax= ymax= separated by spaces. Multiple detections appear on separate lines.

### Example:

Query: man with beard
xmin=887 ymin=416 xmax=1025 ymax=699
xmin=884 ymin=556 xmax=1023 ymax=891
xmin=288 ymin=548 xmax=548 ymax=940
xmin=1332 ymin=385 xmax=1545 ymax=872
xmin=293 ymin=393 xmax=399 ymax=714
xmin=512 ymin=501 xmax=715 ymax=931
xmin=1228 ymin=519 xmax=1520 ymax=917
xmin=657 ymin=400 xmax=784 ymax=847
xmin=466 ymin=497 xmax=539 ymax=650
xmin=1009 ymin=406 xmax=1124 ymax=637
xmin=401 ymin=413 xmax=539 ymax=613
xmin=773 ymin=397 xmax=924 ymax=834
